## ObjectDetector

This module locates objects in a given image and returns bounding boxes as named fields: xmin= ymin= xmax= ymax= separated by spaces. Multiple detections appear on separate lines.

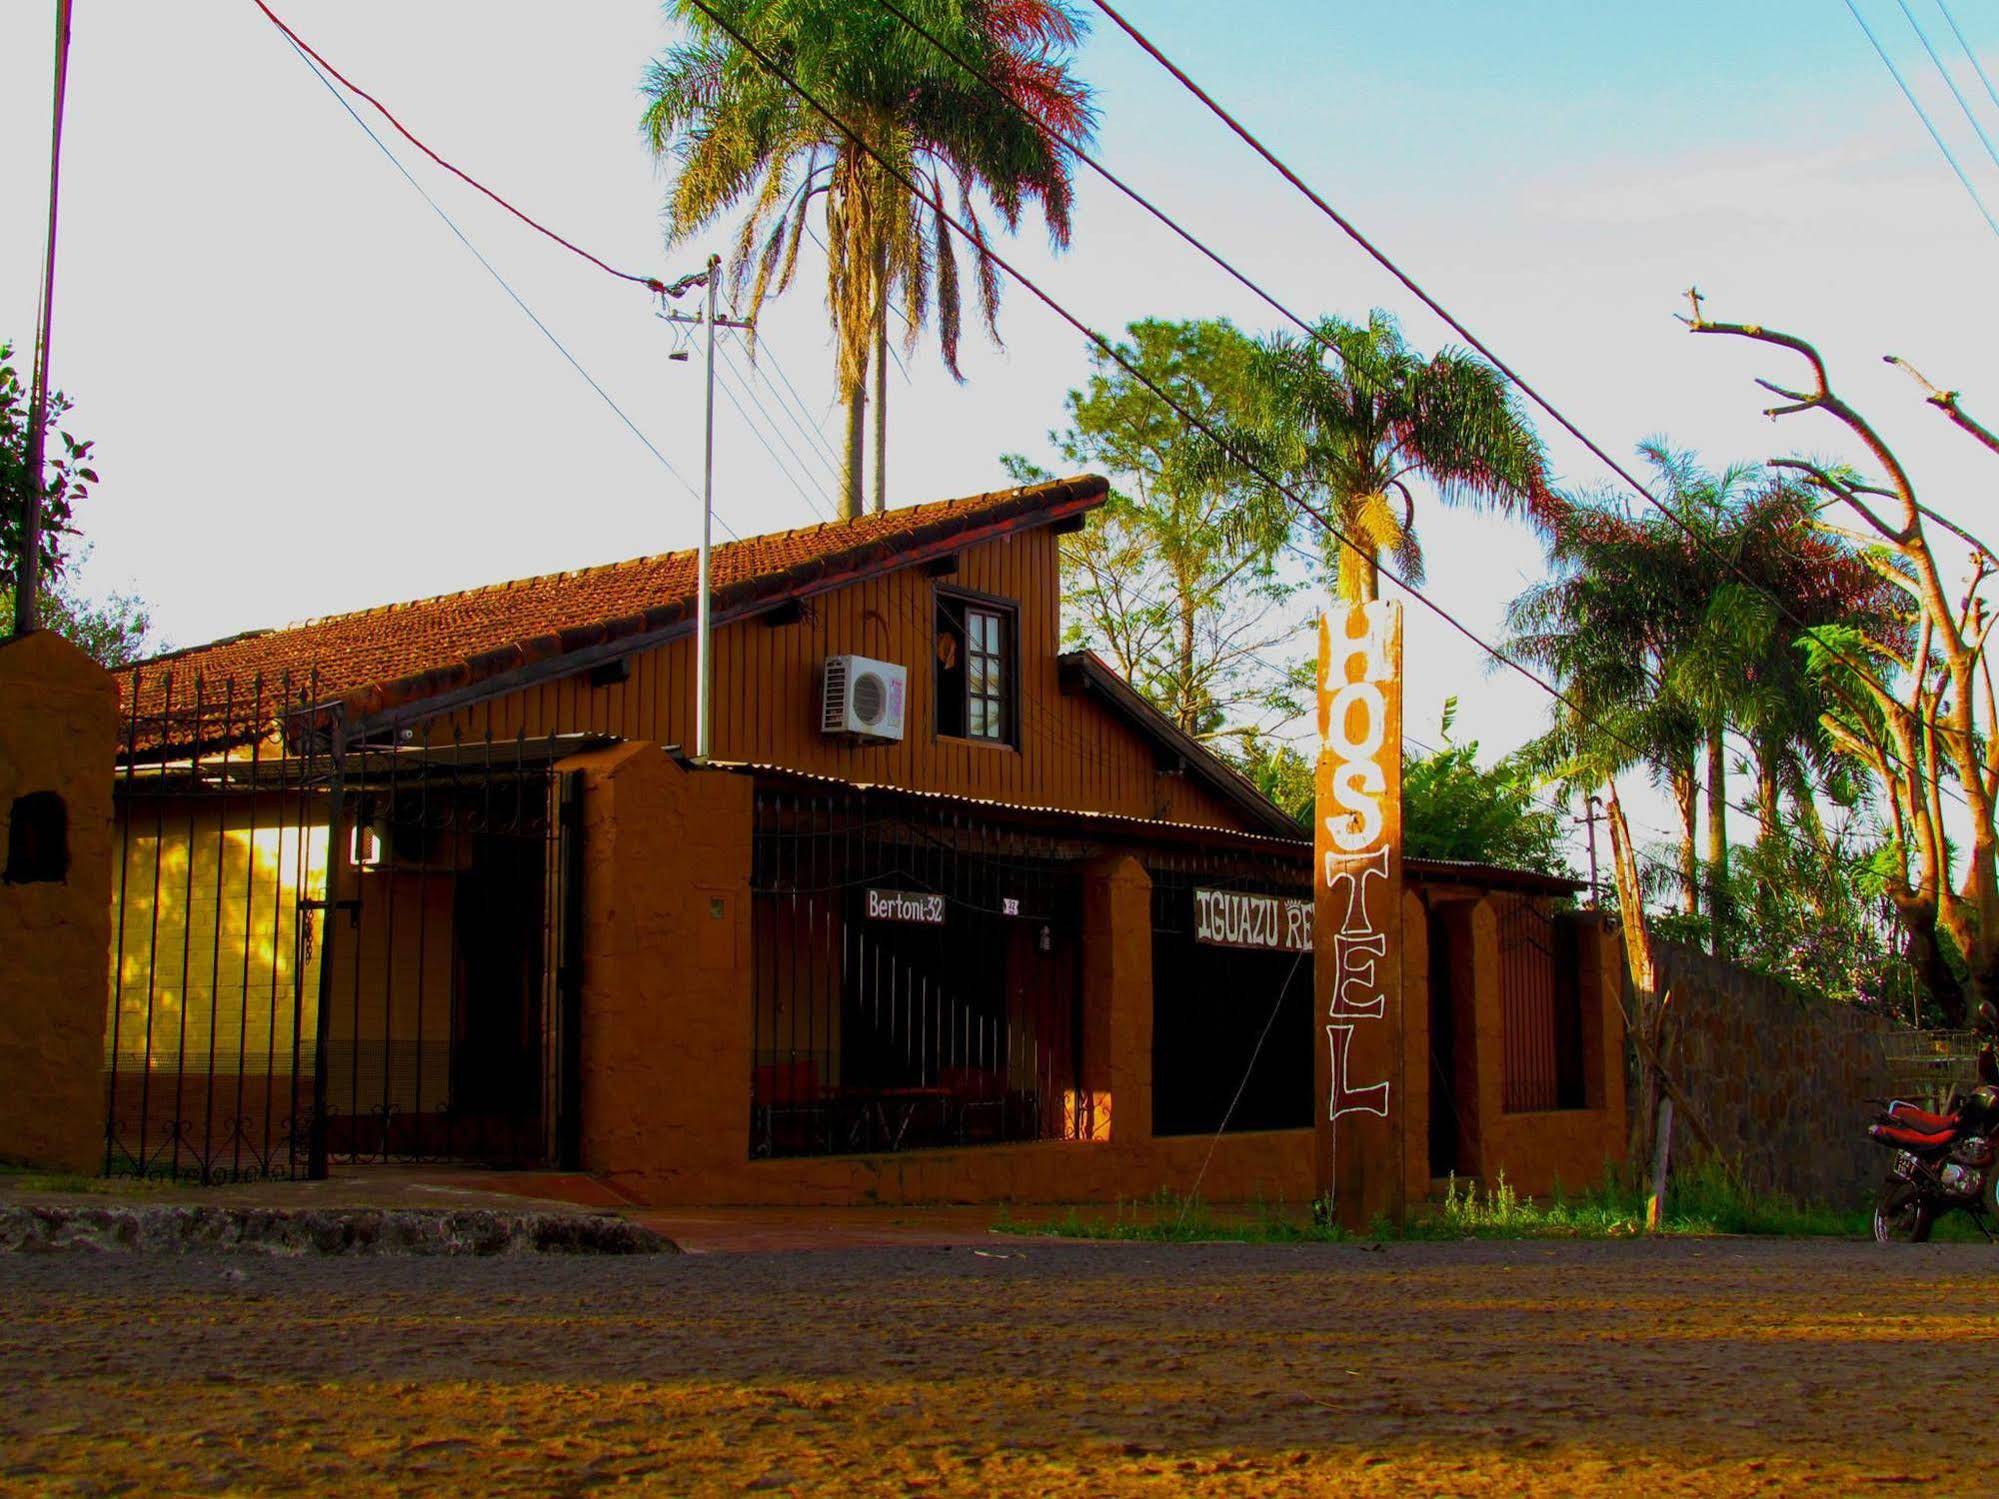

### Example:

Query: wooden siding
xmin=434 ymin=525 xmax=1256 ymax=830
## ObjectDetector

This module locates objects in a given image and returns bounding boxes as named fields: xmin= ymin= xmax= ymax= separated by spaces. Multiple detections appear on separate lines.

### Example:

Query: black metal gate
xmin=103 ymin=668 xmax=586 ymax=1182
xmin=749 ymin=786 xmax=1088 ymax=1157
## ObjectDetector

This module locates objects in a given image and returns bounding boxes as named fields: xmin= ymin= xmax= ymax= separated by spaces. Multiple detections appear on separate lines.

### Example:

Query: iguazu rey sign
xmin=1314 ymin=599 xmax=1406 ymax=1231
xmin=1193 ymin=888 xmax=1312 ymax=953
xmin=865 ymin=888 xmax=946 ymax=924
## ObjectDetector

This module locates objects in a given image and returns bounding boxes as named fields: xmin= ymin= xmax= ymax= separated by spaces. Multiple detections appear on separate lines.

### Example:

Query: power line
xmin=1894 ymin=0 xmax=1999 ymax=173
xmin=1075 ymin=0 xmax=1982 ymax=814
xmin=685 ymin=0 xmax=1934 ymax=891
xmin=251 ymin=0 xmax=669 ymax=291
xmin=724 ymin=329 xmax=846 ymax=483
xmin=874 ymin=0 xmax=1976 ymax=828
xmin=712 ymin=340 xmax=837 ymax=521
xmin=1932 ymin=0 xmax=1999 ymax=115
xmin=273 ymin=29 xmax=735 ymax=541
xmin=1840 ymin=0 xmax=1999 ymax=238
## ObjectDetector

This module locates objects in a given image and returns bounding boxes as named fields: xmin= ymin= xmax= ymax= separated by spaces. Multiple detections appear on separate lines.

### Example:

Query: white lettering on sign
xmin=865 ymin=888 xmax=946 ymax=924
xmin=1317 ymin=603 xmax=1398 ymax=1126
xmin=1193 ymin=888 xmax=1312 ymax=953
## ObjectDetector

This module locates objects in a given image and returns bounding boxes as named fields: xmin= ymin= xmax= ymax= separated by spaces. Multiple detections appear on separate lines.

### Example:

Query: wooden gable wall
xmin=433 ymin=523 xmax=1263 ymax=831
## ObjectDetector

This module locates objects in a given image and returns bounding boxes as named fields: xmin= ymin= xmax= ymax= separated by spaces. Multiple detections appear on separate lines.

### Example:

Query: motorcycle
xmin=1867 ymin=1004 xmax=1999 ymax=1244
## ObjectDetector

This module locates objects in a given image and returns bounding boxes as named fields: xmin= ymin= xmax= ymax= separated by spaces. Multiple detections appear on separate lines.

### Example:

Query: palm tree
xmin=1509 ymin=443 xmax=1893 ymax=953
xmin=1507 ymin=492 xmax=1708 ymax=917
xmin=643 ymin=0 xmax=1093 ymax=519
xmin=1221 ymin=311 xmax=1556 ymax=602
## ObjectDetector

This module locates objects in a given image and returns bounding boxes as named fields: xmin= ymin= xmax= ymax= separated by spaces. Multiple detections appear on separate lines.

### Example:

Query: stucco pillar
xmin=557 ymin=744 xmax=752 ymax=1193
xmin=0 ymin=631 xmax=118 ymax=1174
xmin=1080 ymin=851 xmax=1152 ymax=1145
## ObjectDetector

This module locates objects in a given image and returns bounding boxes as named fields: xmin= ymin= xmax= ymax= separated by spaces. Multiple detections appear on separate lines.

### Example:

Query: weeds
xmin=996 ymin=1163 xmax=1876 ymax=1244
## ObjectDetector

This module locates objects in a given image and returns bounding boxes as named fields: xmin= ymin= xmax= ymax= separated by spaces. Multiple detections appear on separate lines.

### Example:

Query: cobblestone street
xmin=3 ymin=1236 xmax=1996 ymax=1495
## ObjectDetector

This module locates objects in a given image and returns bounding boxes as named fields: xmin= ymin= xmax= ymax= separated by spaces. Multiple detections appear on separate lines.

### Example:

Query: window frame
xmin=932 ymin=586 xmax=1020 ymax=751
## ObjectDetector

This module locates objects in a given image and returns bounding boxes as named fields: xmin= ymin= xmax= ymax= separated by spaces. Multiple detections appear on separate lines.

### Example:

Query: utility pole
xmin=658 ymin=254 xmax=752 ymax=763
xmin=14 ymin=0 xmax=74 ymax=638
xmin=1574 ymin=794 xmax=1604 ymax=908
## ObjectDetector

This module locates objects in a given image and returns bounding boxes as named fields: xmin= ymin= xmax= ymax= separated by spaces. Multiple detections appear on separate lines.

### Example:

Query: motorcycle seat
xmin=1870 ymin=1122 xmax=1957 ymax=1150
xmin=1884 ymin=1102 xmax=1959 ymax=1132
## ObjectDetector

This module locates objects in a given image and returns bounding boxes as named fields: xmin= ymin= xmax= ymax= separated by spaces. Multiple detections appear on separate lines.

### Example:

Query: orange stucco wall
xmin=1463 ymin=902 xmax=1627 ymax=1197
xmin=621 ymin=1128 xmax=1316 ymax=1208
xmin=0 ymin=631 xmax=118 ymax=1173
xmin=561 ymin=744 xmax=754 ymax=1189
xmin=1081 ymin=851 xmax=1152 ymax=1145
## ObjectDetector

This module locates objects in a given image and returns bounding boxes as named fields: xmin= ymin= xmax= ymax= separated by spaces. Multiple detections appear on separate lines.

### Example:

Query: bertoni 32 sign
xmin=1193 ymin=888 xmax=1312 ymax=953
xmin=865 ymin=888 xmax=946 ymax=924
xmin=1314 ymin=598 xmax=1406 ymax=1230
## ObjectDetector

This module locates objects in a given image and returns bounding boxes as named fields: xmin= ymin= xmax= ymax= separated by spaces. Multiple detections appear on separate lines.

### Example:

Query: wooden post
xmin=1645 ymin=1097 xmax=1674 ymax=1231
xmin=1313 ymin=600 xmax=1406 ymax=1231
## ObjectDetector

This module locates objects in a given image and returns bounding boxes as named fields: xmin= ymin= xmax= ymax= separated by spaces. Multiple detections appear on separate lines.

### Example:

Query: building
xmin=96 ymin=475 xmax=1625 ymax=1205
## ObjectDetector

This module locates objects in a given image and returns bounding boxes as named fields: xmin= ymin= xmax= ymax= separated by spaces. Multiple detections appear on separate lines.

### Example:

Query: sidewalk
xmin=0 ymin=1164 xmax=1035 ymax=1254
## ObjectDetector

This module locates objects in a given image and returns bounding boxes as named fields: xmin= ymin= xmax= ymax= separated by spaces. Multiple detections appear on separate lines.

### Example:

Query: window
xmin=934 ymin=593 xmax=1015 ymax=744
xmin=5 ymin=791 xmax=69 ymax=884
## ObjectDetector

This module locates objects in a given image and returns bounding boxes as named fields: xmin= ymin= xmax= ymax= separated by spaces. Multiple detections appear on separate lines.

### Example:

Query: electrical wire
xmin=713 ymin=341 xmax=837 ymax=521
xmin=251 ymin=0 xmax=669 ymax=291
xmin=1894 ymin=0 xmax=1999 ymax=172
xmin=1932 ymin=0 xmax=1999 ymax=115
xmin=869 ymin=0 xmax=1980 ymax=838
xmin=1840 ymin=0 xmax=1999 ymax=238
xmin=724 ymin=329 xmax=846 ymax=484
xmin=684 ymin=0 xmax=1933 ymax=895
xmin=1074 ymin=0 xmax=1985 ymax=815
xmin=277 ymin=34 xmax=737 ymax=543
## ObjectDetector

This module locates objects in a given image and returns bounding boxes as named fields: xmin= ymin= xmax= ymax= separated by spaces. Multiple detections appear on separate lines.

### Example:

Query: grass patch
xmin=0 ymin=1164 xmax=178 ymax=1196
xmin=995 ymin=1163 xmax=1878 ymax=1245
xmin=994 ymin=1193 xmax=1352 ymax=1244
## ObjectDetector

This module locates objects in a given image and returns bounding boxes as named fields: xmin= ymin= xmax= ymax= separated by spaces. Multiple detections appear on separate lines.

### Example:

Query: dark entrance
xmin=1148 ymin=862 xmax=1313 ymax=1138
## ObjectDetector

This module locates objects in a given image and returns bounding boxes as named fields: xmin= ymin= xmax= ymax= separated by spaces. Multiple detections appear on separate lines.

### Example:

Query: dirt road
xmin=2 ymin=1237 xmax=1993 ymax=1495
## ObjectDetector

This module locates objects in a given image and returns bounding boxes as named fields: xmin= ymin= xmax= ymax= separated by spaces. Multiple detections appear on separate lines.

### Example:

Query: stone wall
xmin=0 ymin=631 xmax=118 ymax=1174
xmin=1647 ymin=939 xmax=1893 ymax=1208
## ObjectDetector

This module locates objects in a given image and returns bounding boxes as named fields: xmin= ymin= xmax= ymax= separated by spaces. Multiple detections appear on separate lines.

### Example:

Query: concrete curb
xmin=0 ymin=1204 xmax=677 ymax=1256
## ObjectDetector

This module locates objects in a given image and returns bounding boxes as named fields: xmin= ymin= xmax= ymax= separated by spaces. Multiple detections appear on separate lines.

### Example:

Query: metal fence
xmin=1496 ymin=895 xmax=1584 ymax=1114
xmin=104 ymin=668 xmax=585 ymax=1182
xmin=748 ymin=786 xmax=1090 ymax=1157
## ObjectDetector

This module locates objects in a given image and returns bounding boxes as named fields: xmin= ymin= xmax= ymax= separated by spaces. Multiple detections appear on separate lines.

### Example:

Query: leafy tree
xmin=1213 ymin=310 xmax=1556 ymax=603
xmin=2 ymin=338 xmax=97 ymax=593
xmin=1507 ymin=442 xmax=1889 ymax=954
xmin=1007 ymin=319 xmax=1305 ymax=753
xmin=2 ymin=341 xmax=153 ymax=664
xmin=1237 ymin=733 xmax=1313 ymax=822
xmin=0 ymin=548 xmax=159 ymax=667
xmin=644 ymin=0 xmax=1092 ymax=518
xmin=1402 ymin=699 xmax=1569 ymax=875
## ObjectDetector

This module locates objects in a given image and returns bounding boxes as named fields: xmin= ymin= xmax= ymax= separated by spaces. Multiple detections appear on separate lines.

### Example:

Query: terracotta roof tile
xmin=121 ymin=475 xmax=1106 ymax=745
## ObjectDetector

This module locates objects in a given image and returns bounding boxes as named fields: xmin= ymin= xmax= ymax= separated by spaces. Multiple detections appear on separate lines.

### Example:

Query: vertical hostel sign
xmin=1314 ymin=600 xmax=1406 ymax=1230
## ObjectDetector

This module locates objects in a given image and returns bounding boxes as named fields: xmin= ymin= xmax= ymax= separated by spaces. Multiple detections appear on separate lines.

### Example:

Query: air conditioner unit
xmin=822 ymin=654 xmax=907 ymax=741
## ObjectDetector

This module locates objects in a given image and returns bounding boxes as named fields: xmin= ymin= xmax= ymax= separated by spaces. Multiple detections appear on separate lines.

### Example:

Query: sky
xmin=5 ymin=0 xmax=1998 ymax=867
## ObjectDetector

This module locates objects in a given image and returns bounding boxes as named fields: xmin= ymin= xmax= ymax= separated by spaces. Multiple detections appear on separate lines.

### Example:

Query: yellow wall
xmin=106 ymin=799 xmax=327 ymax=1074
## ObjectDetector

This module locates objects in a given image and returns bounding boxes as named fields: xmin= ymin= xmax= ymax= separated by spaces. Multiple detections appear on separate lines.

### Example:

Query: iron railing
xmin=749 ymin=786 xmax=1091 ymax=1157
xmin=103 ymin=667 xmax=584 ymax=1181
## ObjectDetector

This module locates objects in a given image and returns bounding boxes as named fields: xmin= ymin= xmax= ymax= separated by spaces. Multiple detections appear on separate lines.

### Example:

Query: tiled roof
xmin=121 ymin=475 xmax=1107 ymax=742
